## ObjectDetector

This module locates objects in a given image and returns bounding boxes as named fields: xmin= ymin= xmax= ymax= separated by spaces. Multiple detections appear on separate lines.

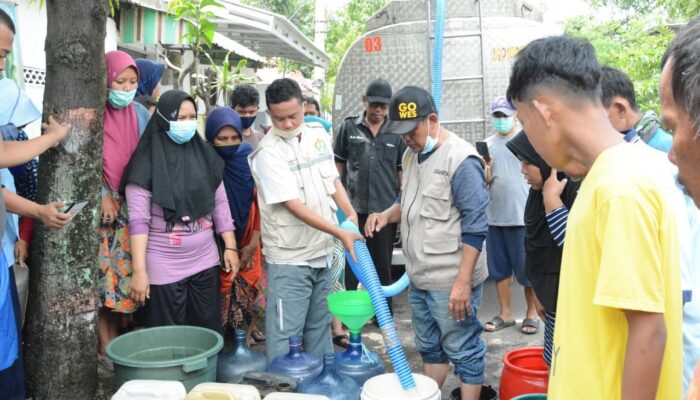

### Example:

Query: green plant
xmin=204 ymin=52 xmax=255 ymax=107
xmin=168 ymin=0 xmax=221 ymax=50
xmin=566 ymin=16 xmax=675 ymax=113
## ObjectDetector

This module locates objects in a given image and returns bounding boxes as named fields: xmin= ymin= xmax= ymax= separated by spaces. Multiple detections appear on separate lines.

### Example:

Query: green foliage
xmin=204 ymin=52 xmax=255 ymax=102
xmin=168 ymin=0 xmax=223 ymax=51
xmin=565 ymin=16 xmax=675 ymax=113
xmin=584 ymin=0 xmax=700 ymax=20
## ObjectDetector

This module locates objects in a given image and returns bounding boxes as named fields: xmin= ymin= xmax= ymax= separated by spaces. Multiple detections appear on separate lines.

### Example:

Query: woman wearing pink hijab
xmin=97 ymin=50 xmax=144 ymax=371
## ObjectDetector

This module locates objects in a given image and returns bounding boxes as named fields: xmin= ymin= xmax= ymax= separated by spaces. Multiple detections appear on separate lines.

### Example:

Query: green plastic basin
xmin=511 ymin=394 xmax=547 ymax=400
xmin=106 ymin=325 xmax=223 ymax=391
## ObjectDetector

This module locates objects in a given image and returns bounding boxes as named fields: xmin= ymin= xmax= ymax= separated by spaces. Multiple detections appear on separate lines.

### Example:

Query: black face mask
xmin=213 ymin=144 xmax=241 ymax=160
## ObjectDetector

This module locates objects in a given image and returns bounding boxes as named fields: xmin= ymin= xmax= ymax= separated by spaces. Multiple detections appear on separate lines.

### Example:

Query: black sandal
xmin=333 ymin=334 xmax=350 ymax=348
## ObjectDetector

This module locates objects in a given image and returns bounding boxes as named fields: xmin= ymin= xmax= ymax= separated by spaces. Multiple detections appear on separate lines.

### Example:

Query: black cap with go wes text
xmin=385 ymin=86 xmax=437 ymax=135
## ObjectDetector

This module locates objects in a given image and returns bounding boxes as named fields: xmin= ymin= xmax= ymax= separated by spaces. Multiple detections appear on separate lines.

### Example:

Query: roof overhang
xmin=210 ymin=1 xmax=329 ymax=68
xmin=124 ymin=0 xmax=329 ymax=68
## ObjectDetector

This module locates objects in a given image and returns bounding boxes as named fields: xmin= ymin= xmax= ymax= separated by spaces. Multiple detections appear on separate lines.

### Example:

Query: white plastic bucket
xmin=186 ymin=383 xmax=261 ymax=400
xmin=263 ymin=394 xmax=329 ymax=400
xmin=111 ymin=380 xmax=186 ymax=400
xmin=361 ymin=373 xmax=440 ymax=400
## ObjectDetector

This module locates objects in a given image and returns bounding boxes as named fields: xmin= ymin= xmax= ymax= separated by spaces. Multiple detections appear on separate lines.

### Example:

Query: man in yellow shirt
xmin=506 ymin=35 xmax=682 ymax=399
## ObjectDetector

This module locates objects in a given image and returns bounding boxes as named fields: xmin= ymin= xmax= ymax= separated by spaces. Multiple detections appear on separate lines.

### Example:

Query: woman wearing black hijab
xmin=122 ymin=90 xmax=239 ymax=332
xmin=506 ymin=130 xmax=580 ymax=367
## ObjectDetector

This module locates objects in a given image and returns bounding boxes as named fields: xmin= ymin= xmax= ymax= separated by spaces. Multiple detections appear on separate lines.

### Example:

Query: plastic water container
xmin=335 ymin=333 xmax=385 ymax=387
xmin=186 ymin=383 xmax=261 ymax=400
xmin=298 ymin=353 xmax=360 ymax=400
xmin=218 ymin=330 xmax=267 ymax=383
xmin=267 ymin=336 xmax=322 ymax=384
xmin=499 ymin=347 xmax=548 ymax=400
xmin=106 ymin=326 xmax=223 ymax=392
xmin=361 ymin=373 xmax=440 ymax=400
xmin=111 ymin=380 xmax=186 ymax=400
xmin=263 ymin=394 xmax=329 ymax=400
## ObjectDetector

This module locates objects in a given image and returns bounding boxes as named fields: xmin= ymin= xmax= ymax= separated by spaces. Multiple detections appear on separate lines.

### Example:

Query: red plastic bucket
xmin=499 ymin=347 xmax=549 ymax=400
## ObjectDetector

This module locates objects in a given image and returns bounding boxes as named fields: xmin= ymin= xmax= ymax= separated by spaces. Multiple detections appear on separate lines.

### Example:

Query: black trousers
xmin=135 ymin=265 xmax=221 ymax=333
xmin=345 ymin=213 xmax=397 ymax=312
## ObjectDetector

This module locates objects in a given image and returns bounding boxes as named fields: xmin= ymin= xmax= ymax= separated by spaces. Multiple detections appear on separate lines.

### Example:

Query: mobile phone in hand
xmin=475 ymin=141 xmax=490 ymax=162
xmin=64 ymin=200 xmax=89 ymax=216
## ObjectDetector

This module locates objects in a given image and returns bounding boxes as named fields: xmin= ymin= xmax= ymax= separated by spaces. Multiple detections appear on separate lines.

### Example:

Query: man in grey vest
xmin=249 ymin=78 xmax=361 ymax=361
xmin=365 ymin=86 xmax=489 ymax=400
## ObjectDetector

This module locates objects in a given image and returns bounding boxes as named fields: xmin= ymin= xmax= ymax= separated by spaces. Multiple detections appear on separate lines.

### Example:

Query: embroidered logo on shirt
xmin=433 ymin=169 xmax=448 ymax=177
xmin=349 ymin=135 xmax=366 ymax=142
xmin=315 ymin=138 xmax=327 ymax=154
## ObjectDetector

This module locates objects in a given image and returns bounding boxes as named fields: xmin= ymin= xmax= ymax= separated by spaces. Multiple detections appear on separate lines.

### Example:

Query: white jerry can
xmin=111 ymin=380 xmax=187 ymax=400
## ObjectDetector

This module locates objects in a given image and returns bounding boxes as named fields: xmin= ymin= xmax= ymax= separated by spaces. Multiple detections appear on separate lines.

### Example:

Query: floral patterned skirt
xmin=98 ymin=197 xmax=137 ymax=313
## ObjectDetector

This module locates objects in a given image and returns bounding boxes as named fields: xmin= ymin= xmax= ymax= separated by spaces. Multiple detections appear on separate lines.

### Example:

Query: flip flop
xmin=484 ymin=316 xmax=516 ymax=332
xmin=251 ymin=329 xmax=266 ymax=343
xmin=333 ymin=334 xmax=350 ymax=348
xmin=521 ymin=318 xmax=540 ymax=335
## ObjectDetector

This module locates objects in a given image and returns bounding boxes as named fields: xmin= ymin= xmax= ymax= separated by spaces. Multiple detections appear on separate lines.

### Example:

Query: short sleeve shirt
xmin=242 ymin=128 xmax=265 ymax=150
xmin=548 ymin=143 xmax=682 ymax=399
xmin=334 ymin=114 xmax=406 ymax=214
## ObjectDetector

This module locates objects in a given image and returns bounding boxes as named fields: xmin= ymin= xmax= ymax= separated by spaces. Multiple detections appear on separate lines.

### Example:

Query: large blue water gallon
xmin=267 ymin=336 xmax=323 ymax=384
xmin=335 ymin=332 xmax=385 ymax=387
xmin=298 ymin=353 xmax=361 ymax=400
xmin=217 ymin=329 xmax=267 ymax=383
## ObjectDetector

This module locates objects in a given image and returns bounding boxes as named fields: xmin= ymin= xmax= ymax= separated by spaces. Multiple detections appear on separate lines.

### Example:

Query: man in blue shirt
xmin=600 ymin=66 xmax=672 ymax=153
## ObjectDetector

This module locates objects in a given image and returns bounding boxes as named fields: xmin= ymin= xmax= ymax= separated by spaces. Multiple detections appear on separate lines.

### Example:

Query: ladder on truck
xmin=426 ymin=0 xmax=487 ymax=139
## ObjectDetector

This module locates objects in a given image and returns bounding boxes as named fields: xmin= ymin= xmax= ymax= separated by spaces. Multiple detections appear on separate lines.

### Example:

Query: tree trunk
xmin=24 ymin=1 xmax=107 ymax=398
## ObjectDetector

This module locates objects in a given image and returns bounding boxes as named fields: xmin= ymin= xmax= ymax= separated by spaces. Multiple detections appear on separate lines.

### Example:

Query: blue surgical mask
xmin=167 ymin=120 xmax=198 ymax=144
xmin=108 ymin=89 xmax=136 ymax=109
xmin=421 ymin=119 xmax=440 ymax=155
xmin=240 ymin=116 xmax=256 ymax=130
xmin=214 ymin=144 xmax=240 ymax=160
xmin=491 ymin=117 xmax=514 ymax=135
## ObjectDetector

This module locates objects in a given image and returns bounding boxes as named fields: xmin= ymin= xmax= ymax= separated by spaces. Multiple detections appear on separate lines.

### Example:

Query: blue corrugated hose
xmin=341 ymin=221 xmax=408 ymax=297
xmin=340 ymin=221 xmax=416 ymax=390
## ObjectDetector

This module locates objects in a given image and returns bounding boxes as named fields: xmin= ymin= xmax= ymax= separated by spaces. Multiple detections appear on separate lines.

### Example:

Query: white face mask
xmin=271 ymin=124 xmax=303 ymax=139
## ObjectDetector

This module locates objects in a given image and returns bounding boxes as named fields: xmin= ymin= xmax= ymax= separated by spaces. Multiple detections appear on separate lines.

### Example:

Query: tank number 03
xmin=364 ymin=36 xmax=383 ymax=53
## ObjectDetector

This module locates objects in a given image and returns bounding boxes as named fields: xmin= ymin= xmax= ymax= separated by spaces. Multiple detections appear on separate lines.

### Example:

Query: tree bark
xmin=24 ymin=1 xmax=107 ymax=398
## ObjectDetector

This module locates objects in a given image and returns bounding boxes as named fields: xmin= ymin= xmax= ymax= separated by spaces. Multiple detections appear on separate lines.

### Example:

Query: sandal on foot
xmin=251 ymin=329 xmax=266 ymax=343
xmin=333 ymin=334 xmax=350 ymax=348
xmin=521 ymin=318 xmax=540 ymax=335
xmin=484 ymin=316 xmax=516 ymax=332
xmin=97 ymin=353 xmax=114 ymax=372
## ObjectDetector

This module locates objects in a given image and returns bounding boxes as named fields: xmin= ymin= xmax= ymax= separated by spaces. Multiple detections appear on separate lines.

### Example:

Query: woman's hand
xmin=128 ymin=270 xmax=149 ymax=304
xmin=239 ymin=244 xmax=255 ymax=271
xmin=101 ymin=194 xmax=118 ymax=225
xmin=14 ymin=240 xmax=29 ymax=264
xmin=222 ymin=249 xmax=240 ymax=278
